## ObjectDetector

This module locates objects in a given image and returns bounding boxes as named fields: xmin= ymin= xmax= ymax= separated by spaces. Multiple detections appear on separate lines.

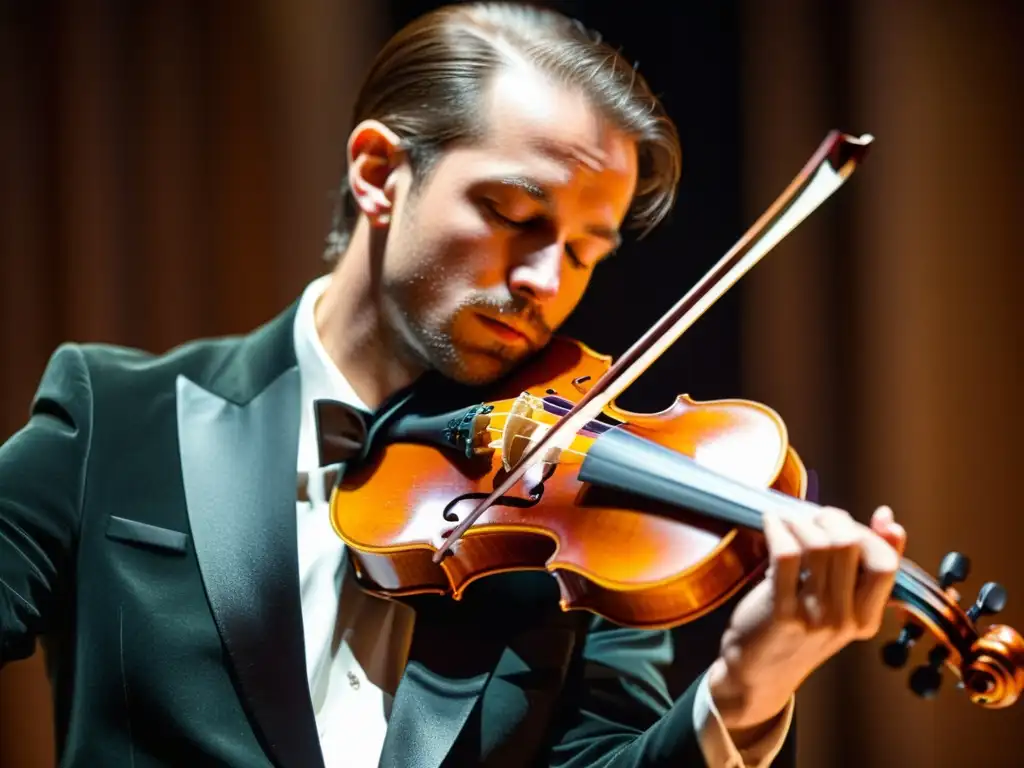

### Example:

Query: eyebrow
xmin=492 ymin=175 xmax=623 ymax=249
xmin=496 ymin=175 xmax=547 ymax=200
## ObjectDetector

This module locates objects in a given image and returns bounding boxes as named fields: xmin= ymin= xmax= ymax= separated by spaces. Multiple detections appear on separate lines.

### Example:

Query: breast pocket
xmin=106 ymin=514 xmax=190 ymax=555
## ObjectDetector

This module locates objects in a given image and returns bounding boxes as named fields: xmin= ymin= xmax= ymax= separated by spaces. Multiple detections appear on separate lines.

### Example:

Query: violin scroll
xmin=962 ymin=624 xmax=1024 ymax=708
xmin=882 ymin=551 xmax=1023 ymax=708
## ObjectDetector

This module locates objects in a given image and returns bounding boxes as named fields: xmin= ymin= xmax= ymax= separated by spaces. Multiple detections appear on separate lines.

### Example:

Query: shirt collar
xmin=293 ymin=273 xmax=369 ymax=412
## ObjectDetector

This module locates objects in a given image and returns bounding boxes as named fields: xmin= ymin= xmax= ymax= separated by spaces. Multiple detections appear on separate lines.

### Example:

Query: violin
xmin=314 ymin=131 xmax=1024 ymax=710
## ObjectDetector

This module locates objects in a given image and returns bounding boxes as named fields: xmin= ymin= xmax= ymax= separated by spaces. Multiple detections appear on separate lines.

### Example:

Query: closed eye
xmin=482 ymin=201 xmax=588 ymax=269
xmin=482 ymin=199 xmax=540 ymax=229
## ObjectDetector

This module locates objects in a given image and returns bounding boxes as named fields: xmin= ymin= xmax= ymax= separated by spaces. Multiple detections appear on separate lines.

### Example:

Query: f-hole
xmin=441 ymin=463 xmax=556 ymax=522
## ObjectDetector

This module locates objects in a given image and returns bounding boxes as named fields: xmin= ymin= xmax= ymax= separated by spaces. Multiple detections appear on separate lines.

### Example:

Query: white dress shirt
xmin=291 ymin=274 xmax=794 ymax=767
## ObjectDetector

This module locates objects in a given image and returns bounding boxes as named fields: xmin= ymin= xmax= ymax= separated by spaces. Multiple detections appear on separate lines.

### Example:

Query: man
xmin=0 ymin=3 xmax=905 ymax=767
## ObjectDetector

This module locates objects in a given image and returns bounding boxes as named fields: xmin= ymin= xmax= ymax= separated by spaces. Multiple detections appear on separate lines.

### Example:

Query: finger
xmin=784 ymin=511 xmax=833 ymax=625
xmin=871 ymin=505 xmax=907 ymax=558
xmin=814 ymin=507 xmax=861 ymax=629
xmin=854 ymin=524 xmax=901 ymax=636
xmin=762 ymin=511 xmax=802 ymax=619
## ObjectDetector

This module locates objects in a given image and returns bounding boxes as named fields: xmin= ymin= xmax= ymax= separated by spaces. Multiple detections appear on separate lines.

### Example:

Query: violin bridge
xmin=501 ymin=392 xmax=565 ymax=472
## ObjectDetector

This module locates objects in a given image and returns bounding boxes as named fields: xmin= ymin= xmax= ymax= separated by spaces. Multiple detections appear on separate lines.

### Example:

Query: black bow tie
xmin=315 ymin=399 xmax=371 ymax=465
xmin=298 ymin=375 xmax=490 ymax=502
xmin=296 ymin=399 xmax=370 ymax=503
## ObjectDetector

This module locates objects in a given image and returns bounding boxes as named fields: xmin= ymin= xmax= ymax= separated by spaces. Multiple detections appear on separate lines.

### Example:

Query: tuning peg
xmin=966 ymin=582 xmax=1007 ymax=622
xmin=909 ymin=645 xmax=950 ymax=699
xmin=938 ymin=551 xmax=971 ymax=590
xmin=882 ymin=621 xmax=925 ymax=668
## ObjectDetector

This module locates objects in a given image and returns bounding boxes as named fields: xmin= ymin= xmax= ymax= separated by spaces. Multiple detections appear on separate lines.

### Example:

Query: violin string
xmin=468 ymin=414 xmax=937 ymax=617
xmin=479 ymin=416 xmax=925 ymax=584
xmin=483 ymin=425 xmax=587 ymax=458
xmin=475 ymin=415 xmax=931 ymax=614
xmin=482 ymin=410 xmax=595 ymax=432
xmin=483 ymin=412 xmax=812 ymax=523
xmin=478 ymin=406 xmax=589 ymax=457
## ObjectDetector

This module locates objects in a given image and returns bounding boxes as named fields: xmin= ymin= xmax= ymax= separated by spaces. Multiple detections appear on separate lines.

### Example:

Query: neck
xmin=314 ymin=221 xmax=427 ymax=410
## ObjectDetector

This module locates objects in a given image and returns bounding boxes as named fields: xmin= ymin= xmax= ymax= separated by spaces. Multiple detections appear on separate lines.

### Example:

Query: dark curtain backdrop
xmin=740 ymin=2 xmax=1024 ymax=765
xmin=2 ymin=2 xmax=1021 ymax=766
xmin=0 ymin=2 xmax=389 ymax=763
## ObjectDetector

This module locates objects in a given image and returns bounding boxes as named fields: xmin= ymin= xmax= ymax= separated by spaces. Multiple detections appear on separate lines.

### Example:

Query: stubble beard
xmin=384 ymin=278 xmax=543 ymax=387
xmin=378 ymin=222 xmax=549 ymax=386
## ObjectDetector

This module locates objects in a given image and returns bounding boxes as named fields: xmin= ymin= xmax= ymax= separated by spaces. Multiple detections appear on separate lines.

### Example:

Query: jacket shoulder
xmin=66 ymin=299 xmax=300 ymax=404
xmin=71 ymin=333 xmax=247 ymax=393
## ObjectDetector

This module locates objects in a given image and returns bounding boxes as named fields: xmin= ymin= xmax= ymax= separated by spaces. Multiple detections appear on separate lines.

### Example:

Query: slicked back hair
xmin=324 ymin=2 xmax=681 ymax=262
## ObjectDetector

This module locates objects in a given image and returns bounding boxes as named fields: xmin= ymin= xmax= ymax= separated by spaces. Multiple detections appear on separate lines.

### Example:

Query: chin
xmin=434 ymin=346 xmax=524 ymax=388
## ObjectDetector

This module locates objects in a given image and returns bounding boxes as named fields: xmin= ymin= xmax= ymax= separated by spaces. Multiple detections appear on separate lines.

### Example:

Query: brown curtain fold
xmin=0 ymin=3 xmax=386 ymax=765
xmin=742 ymin=1 xmax=1024 ymax=765
xmin=2 ymin=2 xmax=1021 ymax=766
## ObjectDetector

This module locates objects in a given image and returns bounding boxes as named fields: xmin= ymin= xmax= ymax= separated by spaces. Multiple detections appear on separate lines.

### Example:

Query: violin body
xmin=319 ymin=130 xmax=1023 ymax=708
xmin=328 ymin=336 xmax=807 ymax=630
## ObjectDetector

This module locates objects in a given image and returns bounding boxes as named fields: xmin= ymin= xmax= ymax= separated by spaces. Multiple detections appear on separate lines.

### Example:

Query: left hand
xmin=708 ymin=505 xmax=907 ymax=732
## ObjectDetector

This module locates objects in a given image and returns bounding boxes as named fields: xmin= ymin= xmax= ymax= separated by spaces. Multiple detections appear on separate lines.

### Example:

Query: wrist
xmin=707 ymin=657 xmax=792 ymax=737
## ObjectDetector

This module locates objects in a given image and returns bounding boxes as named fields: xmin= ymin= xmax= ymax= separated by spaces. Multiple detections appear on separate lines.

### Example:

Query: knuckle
xmin=832 ymin=535 xmax=859 ymax=551
xmin=817 ymin=506 xmax=852 ymax=523
xmin=772 ymin=544 xmax=801 ymax=562
xmin=721 ymin=637 xmax=744 ymax=667
xmin=721 ymin=627 xmax=738 ymax=649
xmin=877 ymin=549 xmax=900 ymax=574
xmin=802 ymin=528 xmax=831 ymax=551
xmin=864 ymin=546 xmax=899 ymax=576
xmin=808 ymin=540 xmax=830 ymax=555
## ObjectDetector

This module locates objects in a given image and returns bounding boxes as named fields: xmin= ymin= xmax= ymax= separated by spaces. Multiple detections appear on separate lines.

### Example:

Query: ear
xmin=347 ymin=120 xmax=404 ymax=227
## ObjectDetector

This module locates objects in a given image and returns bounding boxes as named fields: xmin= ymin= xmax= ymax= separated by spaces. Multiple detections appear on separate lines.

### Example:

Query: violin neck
xmin=576 ymin=426 xmax=815 ymax=531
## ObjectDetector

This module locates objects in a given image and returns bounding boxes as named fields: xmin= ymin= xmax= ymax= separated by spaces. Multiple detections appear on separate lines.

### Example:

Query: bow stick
xmin=433 ymin=129 xmax=874 ymax=563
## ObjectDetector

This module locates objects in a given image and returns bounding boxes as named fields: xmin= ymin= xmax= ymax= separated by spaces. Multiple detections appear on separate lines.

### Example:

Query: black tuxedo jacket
xmin=0 ymin=299 xmax=750 ymax=767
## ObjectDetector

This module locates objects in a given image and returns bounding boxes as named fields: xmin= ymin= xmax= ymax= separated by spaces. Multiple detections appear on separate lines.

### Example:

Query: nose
xmin=508 ymin=243 xmax=561 ymax=301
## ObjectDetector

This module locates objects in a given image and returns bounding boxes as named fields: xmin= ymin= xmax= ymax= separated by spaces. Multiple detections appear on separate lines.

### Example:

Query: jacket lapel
xmin=374 ymin=571 xmax=574 ymax=768
xmin=377 ymin=599 xmax=507 ymax=768
xmin=176 ymin=303 xmax=326 ymax=768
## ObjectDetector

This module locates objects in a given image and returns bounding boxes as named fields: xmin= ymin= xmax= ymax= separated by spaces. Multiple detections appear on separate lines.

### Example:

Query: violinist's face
xmin=348 ymin=64 xmax=638 ymax=385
